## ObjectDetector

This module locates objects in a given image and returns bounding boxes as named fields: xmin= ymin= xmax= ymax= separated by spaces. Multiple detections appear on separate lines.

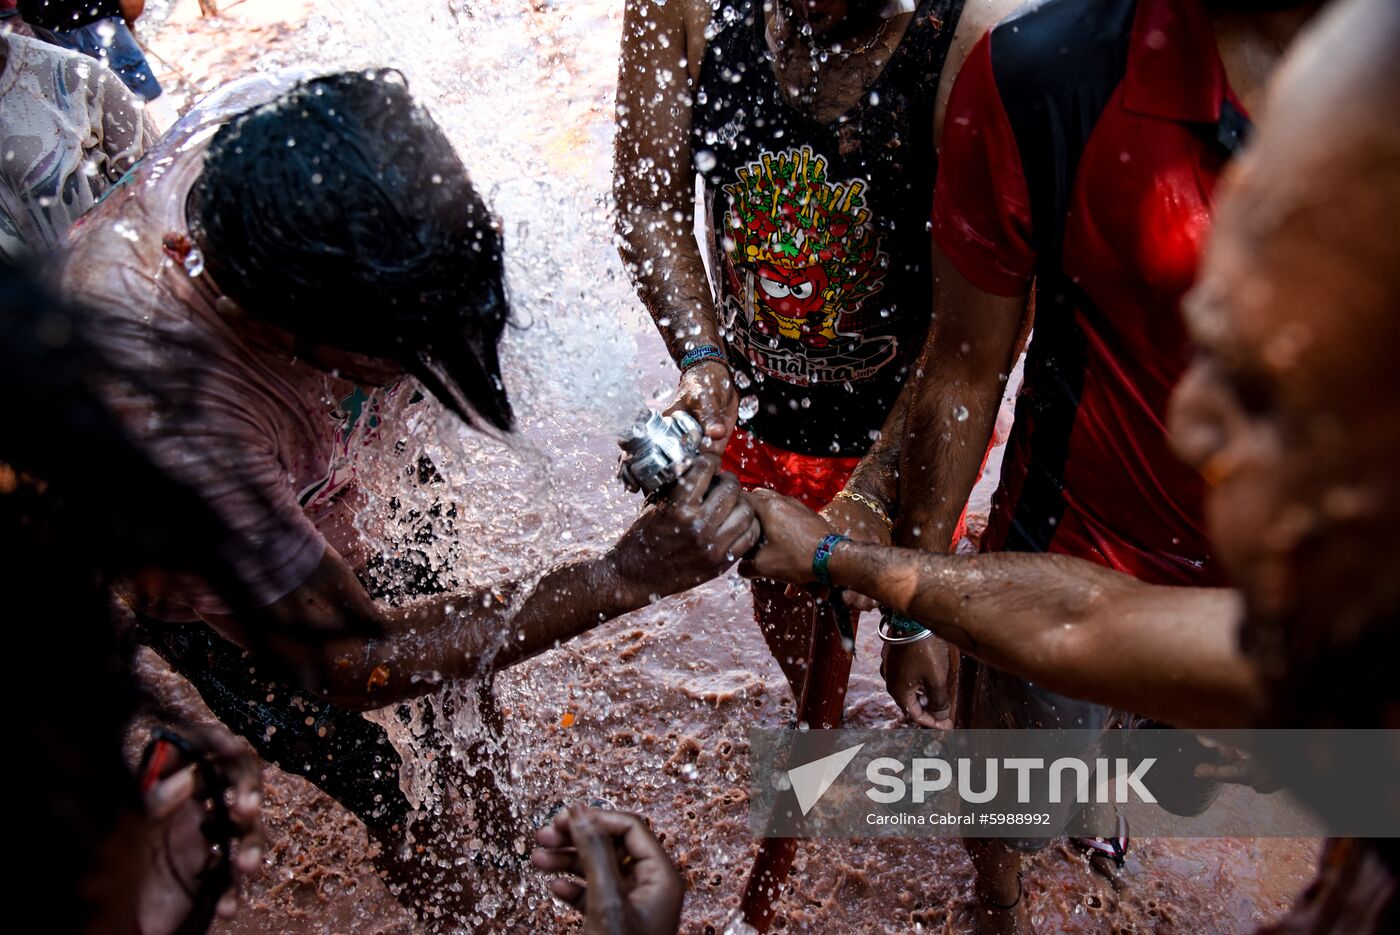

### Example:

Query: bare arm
xmin=210 ymin=456 xmax=759 ymax=711
xmin=217 ymin=546 xmax=641 ymax=711
xmin=614 ymin=0 xmax=739 ymax=444
xmin=742 ymin=490 xmax=1265 ymax=730
xmin=899 ymin=248 xmax=1026 ymax=551
xmin=837 ymin=0 xmax=1023 ymax=513
xmin=861 ymin=254 xmax=1025 ymax=725
xmin=833 ymin=543 xmax=1264 ymax=729
xmin=934 ymin=0 xmax=1025 ymax=141
xmin=613 ymin=0 xmax=717 ymax=361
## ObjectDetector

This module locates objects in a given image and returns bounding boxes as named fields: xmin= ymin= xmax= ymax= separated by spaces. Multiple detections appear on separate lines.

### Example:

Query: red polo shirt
xmin=932 ymin=0 xmax=1241 ymax=586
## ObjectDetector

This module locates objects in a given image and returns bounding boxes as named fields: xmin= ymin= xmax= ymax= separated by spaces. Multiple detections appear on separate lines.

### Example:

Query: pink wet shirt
xmin=57 ymin=74 xmax=405 ymax=621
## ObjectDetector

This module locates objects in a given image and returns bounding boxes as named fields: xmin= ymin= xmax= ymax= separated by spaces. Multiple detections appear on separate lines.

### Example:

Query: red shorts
xmin=721 ymin=428 xmax=860 ymax=510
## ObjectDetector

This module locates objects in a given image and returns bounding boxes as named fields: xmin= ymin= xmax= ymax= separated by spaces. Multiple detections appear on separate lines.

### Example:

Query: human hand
xmin=819 ymin=493 xmax=892 ymax=612
xmin=138 ymin=725 xmax=263 ymax=935
xmin=665 ymin=360 xmax=738 ymax=452
xmin=879 ymin=636 xmax=954 ymax=729
xmin=531 ymin=805 xmax=683 ymax=935
xmin=1193 ymin=739 xmax=1281 ymax=792
xmin=737 ymin=489 xmax=835 ymax=584
xmin=609 ymin=454 xmax=760 ymax=602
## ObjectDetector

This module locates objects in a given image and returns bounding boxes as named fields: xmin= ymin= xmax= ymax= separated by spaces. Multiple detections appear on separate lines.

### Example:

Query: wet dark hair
xmin=190 ymin=70 xmax=513 ymax=431
xmin=0 ymin=260 xmax=253 ymax=931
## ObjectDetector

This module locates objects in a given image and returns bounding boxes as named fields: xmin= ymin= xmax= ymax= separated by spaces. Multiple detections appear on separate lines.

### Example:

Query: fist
xmin=665 ymin=360 xmax=738 ymax=452
xmin=611 ymin=454 xmax=761 ymax=601
xmin=739 ymin=489 xmax=836 ymax=584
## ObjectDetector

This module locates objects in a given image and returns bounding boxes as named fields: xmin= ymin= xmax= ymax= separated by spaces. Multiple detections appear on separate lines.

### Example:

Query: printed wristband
xmin=884 ymin=610 xmax=930 ymax=634
xmin=679 ymin=344 xmax=728 ymax=372
xmin=812 ymin=533 xmax=850 ymax=586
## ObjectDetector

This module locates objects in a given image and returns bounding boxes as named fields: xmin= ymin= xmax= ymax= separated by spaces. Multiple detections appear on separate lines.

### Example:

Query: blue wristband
xmin=812 ymin=533 xmax=849 ymax=585
xmin=679 ymin=344 xmax=727 ymax=372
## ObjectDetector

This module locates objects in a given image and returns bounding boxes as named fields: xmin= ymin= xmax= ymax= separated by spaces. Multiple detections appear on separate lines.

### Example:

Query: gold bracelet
xmin=832 ymin=489 xmax=894 ymax=530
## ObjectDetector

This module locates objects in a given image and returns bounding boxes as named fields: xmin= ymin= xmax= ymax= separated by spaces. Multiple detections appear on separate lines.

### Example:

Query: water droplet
xmin=737 ymin=395 xmax=759 ymax=421
xmin=954 ymin=405 xmax=969 ymax=422
xmin=183 ymin=246 xmax=205 ymax=276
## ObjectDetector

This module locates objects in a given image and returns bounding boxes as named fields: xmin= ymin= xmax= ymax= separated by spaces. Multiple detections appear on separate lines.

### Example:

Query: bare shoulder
xmin=622 ymin=0 xmax=714 ymax=40
xmin=952 ymin=0 xmax=1027 ymax=46
xmin=620 ymin=0 xmax=716 ymax=84
xmin=935 ymin=0 xmax=1027 ymax=141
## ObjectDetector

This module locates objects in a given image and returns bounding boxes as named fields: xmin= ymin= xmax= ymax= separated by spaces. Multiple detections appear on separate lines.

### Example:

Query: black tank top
xmin=18 ymin=1 xmax=121 ymax=31
xmin=693 ymin=0 xmax=963 ymax=457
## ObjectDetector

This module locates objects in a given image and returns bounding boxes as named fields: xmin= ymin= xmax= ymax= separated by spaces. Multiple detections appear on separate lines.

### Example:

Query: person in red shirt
xmin=813 ymin=0 xmax=1322 ymax=929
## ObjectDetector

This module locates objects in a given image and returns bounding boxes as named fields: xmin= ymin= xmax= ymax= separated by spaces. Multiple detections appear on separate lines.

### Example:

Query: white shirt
xmin=0 ymin=31 xmax=152 ymax=259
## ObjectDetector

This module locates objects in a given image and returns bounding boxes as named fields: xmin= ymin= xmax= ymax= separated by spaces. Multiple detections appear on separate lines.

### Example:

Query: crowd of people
xmin=1 ymin=0 xmax=1397 ymax=933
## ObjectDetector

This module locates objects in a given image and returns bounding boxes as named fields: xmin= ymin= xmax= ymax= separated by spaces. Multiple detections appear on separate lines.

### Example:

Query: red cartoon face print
xmin=752 ymin=262 xmax=836 ymax=347
xmin=719 ymin=146 xmax=897 ymax=385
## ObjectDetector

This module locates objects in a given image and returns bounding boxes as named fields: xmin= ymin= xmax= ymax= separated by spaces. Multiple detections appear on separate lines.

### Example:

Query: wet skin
xmin=740 ymin=0 xmax=1398 ymax=748
xmin=1169 ymin=0 xmax=1400 ymax=727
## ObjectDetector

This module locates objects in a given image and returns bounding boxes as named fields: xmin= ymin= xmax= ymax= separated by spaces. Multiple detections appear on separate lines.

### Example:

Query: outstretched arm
xmin=744 ymin=491 xmax=1265 ymax=730
xmin=210 ymin=456 xmax=758 ymax=711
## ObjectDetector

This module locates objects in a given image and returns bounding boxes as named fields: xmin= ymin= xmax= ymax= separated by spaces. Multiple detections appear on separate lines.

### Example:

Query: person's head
xmin=2 ymin=260 xmax=217 ymax=933
xmin=1169 ymin=0 xmax=1400 ymax=727
xmin=189 ymin=70 xmax=513 ymax=431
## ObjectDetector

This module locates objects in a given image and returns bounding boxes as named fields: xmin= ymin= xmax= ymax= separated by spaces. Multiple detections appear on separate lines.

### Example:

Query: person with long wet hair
xmin=1 ymin=261 xmax=262 ymax=935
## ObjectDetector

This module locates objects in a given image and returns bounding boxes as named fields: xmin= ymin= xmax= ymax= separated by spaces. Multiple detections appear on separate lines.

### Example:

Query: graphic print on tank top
xmin=692 ymin=0 xmax=965 ymax=455
xmin=719 ymin=144 xmax=894 ymax=387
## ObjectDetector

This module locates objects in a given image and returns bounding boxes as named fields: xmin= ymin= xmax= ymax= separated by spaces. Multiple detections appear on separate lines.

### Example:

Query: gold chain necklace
xmin=814 ymin=16 xmax=891 ymax=57
xmin=774 ymin=1 xmax=893 ymax=106
xmin=780 ymin=1 xmax=892 ymax=59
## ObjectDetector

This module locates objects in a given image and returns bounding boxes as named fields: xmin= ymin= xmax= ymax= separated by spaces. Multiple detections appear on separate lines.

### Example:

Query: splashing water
xmin=299 ymin=1 xmax=680 ymax=923
xmin=134 ymin=3 xmax=1322 ymax=932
